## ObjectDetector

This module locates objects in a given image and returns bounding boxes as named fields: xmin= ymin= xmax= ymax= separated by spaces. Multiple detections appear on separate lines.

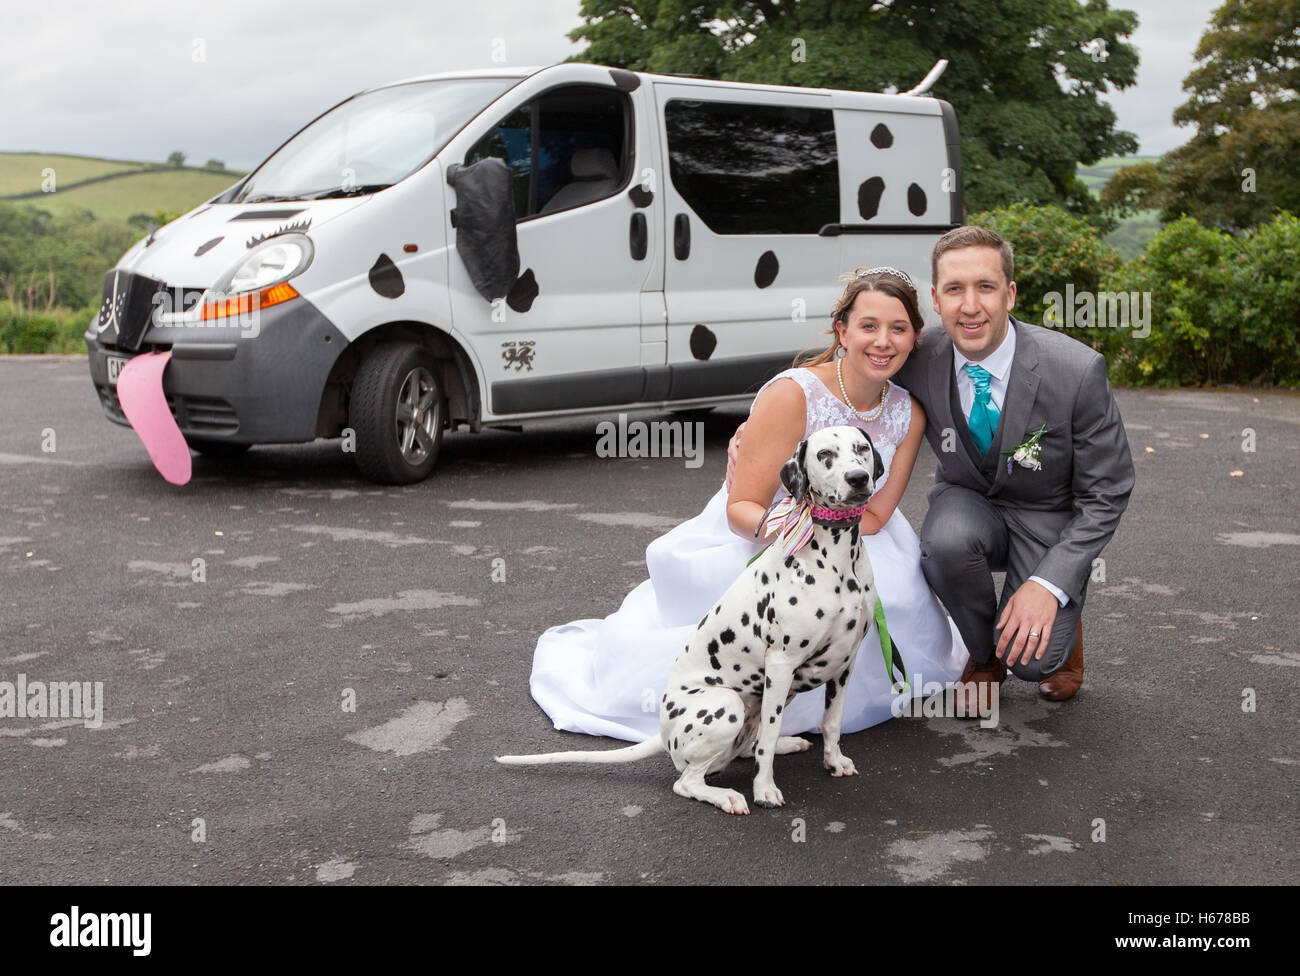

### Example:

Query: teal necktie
xmin=964 ymin=364 xmax=1000 ymax=456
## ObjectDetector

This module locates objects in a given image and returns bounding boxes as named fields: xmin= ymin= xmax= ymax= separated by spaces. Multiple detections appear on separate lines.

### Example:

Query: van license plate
xmin=106 ymin=355 xmax=128 ymax=386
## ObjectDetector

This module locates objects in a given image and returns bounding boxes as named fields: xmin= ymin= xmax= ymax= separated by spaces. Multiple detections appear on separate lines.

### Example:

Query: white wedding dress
xmin=529 ymin=367 xmax=969 ymax=742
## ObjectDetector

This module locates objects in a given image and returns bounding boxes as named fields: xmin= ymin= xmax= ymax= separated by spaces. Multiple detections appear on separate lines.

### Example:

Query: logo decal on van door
xmin=501 ymin=340 xmax=535 ymax=371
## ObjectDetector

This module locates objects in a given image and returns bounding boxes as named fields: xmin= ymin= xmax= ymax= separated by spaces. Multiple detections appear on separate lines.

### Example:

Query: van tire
xmin=350 ymin=343 xmax=444 ymax=485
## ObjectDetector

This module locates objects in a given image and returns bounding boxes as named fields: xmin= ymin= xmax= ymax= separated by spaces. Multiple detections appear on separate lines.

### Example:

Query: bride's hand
xmin=724 ymin=421 xmax=747 ymax=492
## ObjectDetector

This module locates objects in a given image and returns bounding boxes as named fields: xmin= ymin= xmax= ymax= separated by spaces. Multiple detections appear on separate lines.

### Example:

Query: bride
xmin=528 ymin=267 xmax=969 ymax=741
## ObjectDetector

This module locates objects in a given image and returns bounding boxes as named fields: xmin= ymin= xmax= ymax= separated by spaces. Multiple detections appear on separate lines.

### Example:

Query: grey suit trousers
xmin=919 ymin=481 xmax=1084 ymax=680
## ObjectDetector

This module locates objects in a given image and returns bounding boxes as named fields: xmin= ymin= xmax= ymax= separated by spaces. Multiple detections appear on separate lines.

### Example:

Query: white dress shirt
xmin=953 ymin=322 xmax=1069 ymax=609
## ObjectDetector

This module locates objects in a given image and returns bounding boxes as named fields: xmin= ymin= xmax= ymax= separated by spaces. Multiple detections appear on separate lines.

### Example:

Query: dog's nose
xmin=845 ymin=470 xmax=870 ymax=492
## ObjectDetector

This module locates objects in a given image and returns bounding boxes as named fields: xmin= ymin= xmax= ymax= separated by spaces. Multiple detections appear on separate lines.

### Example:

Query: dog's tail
xmin=495 ymin=737 xmax=665 ymax=766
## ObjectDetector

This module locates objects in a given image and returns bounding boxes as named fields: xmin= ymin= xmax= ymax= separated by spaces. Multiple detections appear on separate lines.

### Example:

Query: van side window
xmin=665 ymin=100 xmax=838 ymax=234
xmin=465 ymin=86 xmax=630 ymax=220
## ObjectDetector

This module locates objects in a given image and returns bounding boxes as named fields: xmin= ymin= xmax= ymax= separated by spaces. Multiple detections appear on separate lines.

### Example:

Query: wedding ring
xmin=1029 ymin=631 xmax=1040 ymax=639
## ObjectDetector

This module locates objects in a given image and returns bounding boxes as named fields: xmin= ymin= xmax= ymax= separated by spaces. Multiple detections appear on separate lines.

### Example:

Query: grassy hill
xmin=1078 ymin=154 xmax=1162 ymax=259
xmin=0 ymin=151 xmax=246 ymax=222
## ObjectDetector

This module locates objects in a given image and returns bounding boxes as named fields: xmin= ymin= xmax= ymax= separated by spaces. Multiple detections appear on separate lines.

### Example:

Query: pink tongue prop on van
xmin=116 ymin=351 xmax=192 ymax=486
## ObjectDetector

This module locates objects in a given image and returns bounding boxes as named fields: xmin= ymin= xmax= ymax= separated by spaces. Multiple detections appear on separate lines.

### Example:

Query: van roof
xmin=361 ymin=64 xmax=938 ymax=107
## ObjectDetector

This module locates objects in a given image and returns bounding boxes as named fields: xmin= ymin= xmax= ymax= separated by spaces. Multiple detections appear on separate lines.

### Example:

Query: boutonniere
xmin=1002 ymin=423 xmax=1047 ymax=474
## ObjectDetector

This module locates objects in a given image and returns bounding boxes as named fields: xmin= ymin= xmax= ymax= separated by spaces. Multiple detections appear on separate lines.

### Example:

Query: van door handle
xmin=629 ymin=213 xmax=647 ymax=261
xmin=673 ymin=213 xmax=690 ymax=260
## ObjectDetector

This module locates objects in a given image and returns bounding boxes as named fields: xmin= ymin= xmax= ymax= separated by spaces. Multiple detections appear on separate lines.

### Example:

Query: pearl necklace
xmin=836 ymin=356 xmax=888 ymax=422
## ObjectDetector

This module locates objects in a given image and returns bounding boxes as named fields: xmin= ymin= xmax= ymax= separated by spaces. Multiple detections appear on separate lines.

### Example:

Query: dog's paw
xmin=752 ymin=780 xmax=785 ymax=808
xmin=823 ymin=753 xmax=858 ymax=777
xmin=715 ymin=790 xmax=750 ymax=815
xmin=776 ymin=736 xmax=813 ymax=754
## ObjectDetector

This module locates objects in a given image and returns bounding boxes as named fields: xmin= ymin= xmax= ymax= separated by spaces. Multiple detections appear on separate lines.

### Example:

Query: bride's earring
xmin=835 ymin=345 xmax=847 ymax=360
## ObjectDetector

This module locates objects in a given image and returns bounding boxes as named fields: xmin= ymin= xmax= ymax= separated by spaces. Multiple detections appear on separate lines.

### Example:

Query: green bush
xmin=1231 ymin=212 xmax=1300 ymax=386
xmin=0 ymin=301 xmax=95 ymax=354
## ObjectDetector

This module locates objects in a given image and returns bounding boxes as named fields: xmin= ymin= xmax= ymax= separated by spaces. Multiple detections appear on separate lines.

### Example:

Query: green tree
xmin=167 ymin=151 xmax=187 ymax=167
xmin=1104 ymin=0 xmax=1300 ymax=232
xmin=568 ymin=0 xmax=1140 ymax=216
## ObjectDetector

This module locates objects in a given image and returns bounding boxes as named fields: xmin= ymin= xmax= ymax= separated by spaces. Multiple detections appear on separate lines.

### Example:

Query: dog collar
xmin=810 ymin=502 xmax=870 ymax=525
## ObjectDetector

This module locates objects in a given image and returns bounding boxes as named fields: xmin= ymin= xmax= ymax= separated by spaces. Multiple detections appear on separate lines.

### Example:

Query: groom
xmin=729 ymin=225 xmax=1134 ymax=707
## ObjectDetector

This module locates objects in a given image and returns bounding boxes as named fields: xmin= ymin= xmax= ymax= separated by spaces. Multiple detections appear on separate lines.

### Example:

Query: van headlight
xmin=211 ymin=234 xmax=314 ymax=296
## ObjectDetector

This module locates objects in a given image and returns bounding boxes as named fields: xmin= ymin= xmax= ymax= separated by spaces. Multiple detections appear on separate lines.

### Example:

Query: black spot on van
xmin=194 ymin=237 xmax=223 ymax=257
xmin=506 ymin=268 xmax=539 ymax=312
xmin=608 ymin=68 xmax=640 ymax=91
xmin=754 ymin=250 xmax=779 ymax=288
xmin=628 ymin=185 xmax=653 ymax=207
xmin=689 ymin=324 xmax=717 ymax=361
xmin=869 ymin=123 xmax=894 ymax=149
xmin=908 ymin=183 xmax=928 ymax=217
xmin=368 ymin=253 xmax=405 ymax=299
xmin=858 ymin=177 xmax=885 ymax=220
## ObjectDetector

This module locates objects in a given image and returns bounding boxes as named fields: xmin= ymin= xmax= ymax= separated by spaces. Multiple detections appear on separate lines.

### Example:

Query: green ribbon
xmin=746 ymin=542 xmax=908 ymax=690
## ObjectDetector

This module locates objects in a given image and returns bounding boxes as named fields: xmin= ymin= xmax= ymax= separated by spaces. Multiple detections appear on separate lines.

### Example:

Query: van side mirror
xmin=446 ymin=158 xmax=521 ymax=302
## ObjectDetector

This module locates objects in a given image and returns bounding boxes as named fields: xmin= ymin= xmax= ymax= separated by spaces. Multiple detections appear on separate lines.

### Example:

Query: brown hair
xmin=931 ymin=225 xmax=1014 ymax=287
xmin=794 ymin=268 xmax=924 ymax=367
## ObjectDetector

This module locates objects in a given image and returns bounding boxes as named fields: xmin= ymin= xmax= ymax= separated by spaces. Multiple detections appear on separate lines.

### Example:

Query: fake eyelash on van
xmin=245 ymin=217 xmax=312 ymax=249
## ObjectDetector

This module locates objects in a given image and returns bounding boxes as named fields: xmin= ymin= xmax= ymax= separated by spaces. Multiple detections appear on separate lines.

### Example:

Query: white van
xmin=86 ymin=62 xmax=962 ymax=484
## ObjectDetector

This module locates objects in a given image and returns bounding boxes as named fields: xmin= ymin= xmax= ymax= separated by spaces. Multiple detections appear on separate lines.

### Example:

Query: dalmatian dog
xmin=496 ymin=426 xmax=884 ymax=815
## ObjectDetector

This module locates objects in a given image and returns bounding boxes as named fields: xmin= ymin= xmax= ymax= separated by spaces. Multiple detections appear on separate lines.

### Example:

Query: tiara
xmin=856 ymin=266 xmax=915 ymax=288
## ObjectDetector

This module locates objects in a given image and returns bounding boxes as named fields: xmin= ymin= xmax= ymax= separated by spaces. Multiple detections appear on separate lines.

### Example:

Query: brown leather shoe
xmin=1038 ymin=619 xmax=1084 ymax=701
xmin=955 ymin=655 xmax=1006 ymax=719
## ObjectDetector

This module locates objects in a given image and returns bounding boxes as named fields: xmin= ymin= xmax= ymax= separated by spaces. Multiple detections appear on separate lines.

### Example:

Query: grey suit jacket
xmin=895 ymin=315 xmax=1135 ymax=605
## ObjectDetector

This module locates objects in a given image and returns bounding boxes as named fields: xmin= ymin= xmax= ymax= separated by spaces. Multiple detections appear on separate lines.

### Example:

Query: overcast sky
xmin=2 ymin=0 xmax=1219 ymax=171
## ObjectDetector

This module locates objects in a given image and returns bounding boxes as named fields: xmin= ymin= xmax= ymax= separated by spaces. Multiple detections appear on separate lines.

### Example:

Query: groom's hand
xmin=995 ymin=580 xmax=1059 ymax=668
xmin=724 ymin=421 xmax=747 ymax=492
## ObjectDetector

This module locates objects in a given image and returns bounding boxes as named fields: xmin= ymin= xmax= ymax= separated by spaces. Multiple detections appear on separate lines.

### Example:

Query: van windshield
xmin=235 ymin=78 xmax=517 ymax=203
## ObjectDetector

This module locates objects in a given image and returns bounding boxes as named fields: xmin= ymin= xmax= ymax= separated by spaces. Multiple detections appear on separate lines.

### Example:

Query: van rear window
xmin=665 ymin=100 xmax=838 ymax=235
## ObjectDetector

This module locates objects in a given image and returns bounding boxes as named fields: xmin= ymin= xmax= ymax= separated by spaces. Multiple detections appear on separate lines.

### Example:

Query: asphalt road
xmin=1 ymin=358 xmax=1297 ymax=885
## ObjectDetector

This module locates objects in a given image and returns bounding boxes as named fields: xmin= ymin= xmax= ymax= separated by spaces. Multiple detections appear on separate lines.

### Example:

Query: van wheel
xmin=350 ymin=343 xmax=444 ymax=485
xmin=190 ymin=439 xmax=252 ymax=459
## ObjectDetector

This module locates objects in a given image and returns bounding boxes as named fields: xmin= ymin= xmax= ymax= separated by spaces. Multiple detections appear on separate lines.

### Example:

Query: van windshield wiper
xmin=304 ymin=184 xmax=391 ymax=199
xmin=240 ymin=193 xmax=308 ymax=203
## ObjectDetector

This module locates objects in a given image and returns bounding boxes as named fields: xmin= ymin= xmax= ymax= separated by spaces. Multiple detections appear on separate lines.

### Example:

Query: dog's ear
xmin=780 ymin=438 xmax=810 ymax=503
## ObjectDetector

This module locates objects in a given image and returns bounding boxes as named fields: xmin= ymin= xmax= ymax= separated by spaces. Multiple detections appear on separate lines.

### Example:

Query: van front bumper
xmin=86 ymin=295 xmax=348 ymax=444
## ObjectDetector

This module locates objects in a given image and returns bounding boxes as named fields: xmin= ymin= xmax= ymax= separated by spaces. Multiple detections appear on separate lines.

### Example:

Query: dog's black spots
xmin=703 ymin=714 xmax=713 ymax=725
xmin=751 ymin=672 xmax=762 ymax=681
xmin=684 ymin=723 xmax=693 ymax=733
xmin=672 ymin=737 xmax=677 ymax=750
xmin=665 ymin=699 xmax=674 ymax=708
xmin=733 ymin=664 xmax=741 ymax=672
xmin=857 ymin=177 xmax=885 ymax=220
xmin=826 ymin=681 xmax=838 ymax=701
xmin=720 ymin=628 xmax=736 ymax=644
xmin=740 ymin=612 xmax=750 ymax=626
xmin=838 ymin=672 xmax=850 ymax=687
xmin=742 ymin=678 xmax=750 ymax=685
xmin=713 ymin=606 xmax=721 ymax=616
xmin=800 ymin=639 xmax=809 ymax=648
xmin=846 ymin=578 xmax=860 ymax=592
xmin=766 ymin=607 xmax=776 ymax=622
xmin=689 ymin=324 xmax=717 ymax=361
xmin=752 ymin=623 xmax=762 ymax=637
xmin=741 ymin=645 xmax=751 ymax=654
xmin=754 ymin=250 xmax=779 ymax=288
xmin=765 ymin=676 xmax=772 ymax=689
xmin=782 ymin=635 xmax=790 ymax=645
xmin=729 ymin=713 xmax=738 ymax=723
xmin=847 ymin=618 xmax=857 ymax=630
xmin=194 ymin=236 xmax=223 ymax=256
xmin=761 ymin=573 xmax=769 ymax=585
xmin=698 ymin=614 xmax=708 ymax=629
xmin=814 ymin=659 xmax=828 ymax=667
xmin=769 ymin=715 xmax=776 ymax=724
xmin=713 ymin=707 xmax=725 ymax=719
xmin=708 ymin=639 xmax=719 ymax=655
xmin=816 ymin=559 xmax=824 ymax=570
xmin=368 ymin=253 xmax=405 ymax=298
xmin=834 ymin=586 xmax=841 ymax=594
xmin=816 ymin=608 xmax=825 ymax=619
xmin=687 ymin=687 xmax=701 ymax=694
xmin=696 ymin=709 xmax=708 ymax=718
xmin=775 ymin=704 xmax=783 ymax=714
xmin=506 ymin=268 xmax=539 ymax=312
xmin=757 ymin=748 xmax=765 ymax=756
xmin=707 ymin=676 xmax=723 ymax=686
xmin=907 ymin=183 xmax=928 ymax=217
xmin=608 ymin=67 xmax=640 ymax=91
xmin=788 ymin=596 xmax=798 ymax=606
xmin=805 ymin=575 xmax=815 ymax=585
xmin=628 ymin=184 xmax=653 ymax=207
xmin=870 ymin=122 xmax=894 ymax=149
xmin=710 ymin=655 xmax=722 ymax=670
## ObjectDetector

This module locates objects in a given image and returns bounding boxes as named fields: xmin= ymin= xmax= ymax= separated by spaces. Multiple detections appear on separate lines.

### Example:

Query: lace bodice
xmin=753 ymin=367 xmax=914 ymax=494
